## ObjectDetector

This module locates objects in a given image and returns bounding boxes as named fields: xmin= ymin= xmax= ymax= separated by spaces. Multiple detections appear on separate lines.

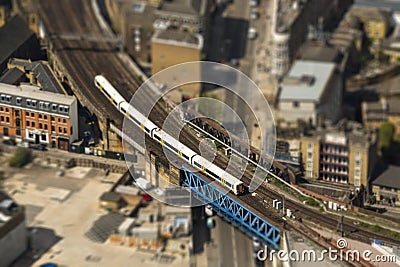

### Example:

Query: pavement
xmin=0 ymin=159 xmax=186 ymax=266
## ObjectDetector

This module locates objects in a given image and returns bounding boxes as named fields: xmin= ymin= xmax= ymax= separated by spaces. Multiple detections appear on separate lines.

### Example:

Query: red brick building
xmin=0 ymin=83 xmax=78 ymax=150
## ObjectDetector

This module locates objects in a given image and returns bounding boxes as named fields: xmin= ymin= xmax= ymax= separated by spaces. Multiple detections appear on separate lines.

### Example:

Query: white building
xmin=277 ymin=60 xmax=342 ymax=126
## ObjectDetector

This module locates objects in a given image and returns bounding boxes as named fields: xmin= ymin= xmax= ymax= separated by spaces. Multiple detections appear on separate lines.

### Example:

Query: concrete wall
xmin=279 ymin=101 xmax=316 ymax=124
xmin=0 ymin=218 xmax=27 ymax=267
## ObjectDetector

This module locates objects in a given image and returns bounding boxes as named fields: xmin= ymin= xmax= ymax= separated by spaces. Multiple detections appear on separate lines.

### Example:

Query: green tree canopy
xmin=379 ymin=121 xmax=396 ymax=158
xmin=9 ymin=147 xmax=32 ymax=168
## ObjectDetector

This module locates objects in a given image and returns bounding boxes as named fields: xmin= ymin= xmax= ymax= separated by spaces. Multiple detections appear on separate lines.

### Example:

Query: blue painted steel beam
xmin=181 ymin=167 xmax=281 ymax=249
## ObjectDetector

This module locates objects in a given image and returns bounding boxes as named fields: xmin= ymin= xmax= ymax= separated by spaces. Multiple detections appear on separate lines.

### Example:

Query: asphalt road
xmin=207 ymin=216 xmax=258 ymax=267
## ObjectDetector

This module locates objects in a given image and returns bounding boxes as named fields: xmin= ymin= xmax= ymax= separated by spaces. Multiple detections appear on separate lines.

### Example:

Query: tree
xmin=9 ymin=147 xmax=32 ymax=168
xmin=379 ymin=121 xmax=396 ymax=158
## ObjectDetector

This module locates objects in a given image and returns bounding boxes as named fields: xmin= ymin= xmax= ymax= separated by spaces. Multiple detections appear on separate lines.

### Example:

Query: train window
xmin=145 ymin=127 xmax=149 ymax=133
xmin=154 ymin=134 xmax=161 ymax=141
xmin=226 ymin=181 xmax=231 ymax=188
xmin=121 ymin=107 xmax=126 ymax=114
xmin=167 ymin=144 xmax=178 ymax=154
xmin=207 ymin=170 xmax=217 ymax=178
xmin=183 ymin=154 xmax=189 ymax=160
xmin=194 ymin=162 xmax=201 ymax=169
xmin=103 ymin=90 xmax=111 ymax=99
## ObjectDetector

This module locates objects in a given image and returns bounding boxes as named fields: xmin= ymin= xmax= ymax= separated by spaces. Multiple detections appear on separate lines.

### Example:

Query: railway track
xmin=31 ymin=0 xmax=400 ymax=248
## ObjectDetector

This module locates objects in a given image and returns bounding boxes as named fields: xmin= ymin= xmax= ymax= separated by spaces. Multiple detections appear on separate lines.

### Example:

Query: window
xmin=27 ymin=121 xmax=30 ymax=127
xmin=0 ymin=107 xmax=2 ymax=111
xmin=39 ymin=123 xmax=42 ymax=129
xmin=16 ymin=128 xmax=21 ymax=136
xmin=58 ymin=127 xmax=62 ymax=132
xmin=41 ymin=134 xmax=46 ymax=141
xmin=5 ymin=108 xmax=8 ymax=112
xmin=0 ymin=116 xmax=3 ymax=121
xmin=39 ymin=102 xmax=44 ymax=109
xmin=16 ymin=118 xmax=20 ymax=127
xmin=0 ymin=94 xmax=5 ymax=102
xmin=52 ymin=104 xmax=57 ymax=111
xmin=44 ymin=124 xmax=48 ymax=130
xmin=44 ymin=115 xmax=47 ymax=120
xmin=308 ymin=152 xmax=312 ymax=158
xmin=44 ymin=102 xmax=50 ymax=110
xmin=51 ymin=116 xmax=55 ymax=122
xmin=16 ymin=97 xmax=22 ymax=105
xmin=28 ymin=132 xmax=33 ymax=139
xmin=15 ymin=110 xmax=20 ymax=117
xmin=5 ymin=95 xmax=11 ymax=103
xmin=39 ymin=114 xmax=42 ymax=119
xmin=32 ymin=122 xmax=35 ymax=127
xmin=63 ymin=118 xmax=66 ymax=123
xmin=27 ymin=99 xmax=32 ymax=107
xmin=63 ymin=128 xmax=67 ymax=134
xmin=6 ymin=117 xmax=9 ymax=123
xmin=32 ymin=100 xmax=37 ymax=107
xmin=51 ymin=125 xmax=55 ymax=131
xmin=292 ymin=101 xmax=299 ymax=108
xmin=58 ymin=118 xmax=61 ymax=122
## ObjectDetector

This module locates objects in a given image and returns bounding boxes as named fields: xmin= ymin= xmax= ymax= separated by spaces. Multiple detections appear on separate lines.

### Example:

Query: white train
xmin=94 ymin=75 xmax=244 ymax=195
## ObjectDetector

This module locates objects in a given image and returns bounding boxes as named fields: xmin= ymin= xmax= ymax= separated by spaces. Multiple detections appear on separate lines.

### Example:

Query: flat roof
xmin=300 ymin=43 xmax=343 ymax=63
xmin=372 ymin=165 xmax=400 ymax=190
xmin=279 ymin=61 xmax=336 ymax=101
xmin=160 ymin=0 xmax=205 ymax=16
xmin=152 ymin=30 xmax=203 ymax=49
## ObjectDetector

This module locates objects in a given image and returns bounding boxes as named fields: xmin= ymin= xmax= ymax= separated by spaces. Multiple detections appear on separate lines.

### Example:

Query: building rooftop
xmin=350 ymin=5 xmax=393 ymax=22
xmin=159 ymin=0 xmax=206 ymax=16
xmin=302 ymin=120 xmax=376 ymax=147
xmin=355 ymin=0 xmax=400 ymax=12
xmin=152 ymin=29 xmax=203 ymax=49
xmin=100 ymin=191 xmax=122 ymax=203
xmin=275 ymin=0 xmax=304 ymax=33
xmin=0 ymin=82 xmax=75 ymax=106
xmin=0 ymin=15 xmax=34 ymax=69
xmin=372 ymin=165 xmax=400 ymax=190
xmin=300 ymin=43 xmax=343 ymax=63
xmin=8 ymin=59 xmax=66 ymax=94
xmin=363 ymin=98 xmax=400 ymax=115
xmin=279 ymin=60 xmax=336 ymax=101
xmin=0 ymin=68 xmax=25 ymax=85
xmin=8 ymin=59 xmax=65 ymax=94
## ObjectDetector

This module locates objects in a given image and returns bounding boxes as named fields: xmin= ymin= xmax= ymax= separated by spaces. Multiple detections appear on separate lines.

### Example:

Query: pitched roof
xmin=0 ymin=15 xmax=34 ymax=66
xmin=372 ymin=165 xmax=400 ymax=190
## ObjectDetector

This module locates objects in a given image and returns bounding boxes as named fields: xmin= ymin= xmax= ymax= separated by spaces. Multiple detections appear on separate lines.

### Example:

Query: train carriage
xmin=94 ymin=75 xmax=245 ymax=195
xmin=94 ymin=75 xmax=126 ymax=109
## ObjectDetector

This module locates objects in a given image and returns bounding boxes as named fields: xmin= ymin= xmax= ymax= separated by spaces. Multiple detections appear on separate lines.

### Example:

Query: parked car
xmin=250 ymin=10 xmax=259 ymax=20
xmin=30 ymin=144 xmax=47 ymax=151
xmin=248 ymin=27 xmax=257 ymax=40
xmin=2 ymin=139 xmax=16 ymax=146
xmin=250 ymin=0 xmax=259 ymax=7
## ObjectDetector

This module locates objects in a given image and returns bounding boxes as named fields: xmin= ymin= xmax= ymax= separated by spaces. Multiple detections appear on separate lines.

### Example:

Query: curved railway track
xmin=32 ymin=0 xmax=400 ymax=248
